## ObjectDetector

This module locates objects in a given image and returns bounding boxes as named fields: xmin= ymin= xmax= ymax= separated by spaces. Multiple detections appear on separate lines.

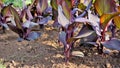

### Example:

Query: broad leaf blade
xmin=58 ymin=31 xmax=67 ymax=46
xmin=50 ymin=0 xmax=58 ymax=10
xmin=2 ymin=5 xmax=23 ymax=31
xmin=22 ymin=20 xmax=38 ymax=28
xmin=26 ymin=32 xmax=41 ymax=41
xmin=37 ymin=0 xmax=48 ymax=14
xmin=100 ymin=12 xmax=120 ymax=29
xmin=113 ymin=16 xmax=120 ymax=29
xmin=101 ymin=38 xmax=120 ymax=50
xmin=27 ymin=6 xmax=33 ymax=20
xmin=75 ymin=15 xmax=101 ymax=36
xmin=38 ymin=16 xmax=51 ymax=24
xmin=73 ymin=25 xmax=95 ymax=39
xmin=68 ymin=25 xmax=96 ymax=42
xmin=20 ymin=8 xmax=27 ymax=23
xmin=61 ymin=0 xmax=72 ymax=20
xmin=88 ymin=11 xmax=101 ymax=36
xmin=94 ymin=0 xmax=116 ymax=16
xmin=0 ymin=0 xmax=3 ymax=12
xmin=8 ymin=24 xmax=23 ymax=36
xmin=75 ymin=17 xmax=91 ymax=23
xmin=1 ymin=6 xmax=11 ymax=16
xmin=58 ymin=5 xmax=70 ymax=28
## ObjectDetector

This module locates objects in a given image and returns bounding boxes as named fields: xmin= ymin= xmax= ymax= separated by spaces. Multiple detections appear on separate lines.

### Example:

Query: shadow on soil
xmin=0 ymin=30 xmax=120 ymax=68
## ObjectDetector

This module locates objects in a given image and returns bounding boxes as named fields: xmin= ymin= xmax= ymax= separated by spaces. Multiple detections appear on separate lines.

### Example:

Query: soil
xmin=0 ymin=21 xmax=120 ymax=68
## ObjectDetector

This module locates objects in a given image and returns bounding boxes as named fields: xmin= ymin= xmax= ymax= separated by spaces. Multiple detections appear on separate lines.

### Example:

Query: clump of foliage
xmin=2 ymin=0 xmax=32 ymax=8
xmin=0 ymin=0 xmax=120 ymax=63
xmin=51 ymin=0 xmax=120 ymax=62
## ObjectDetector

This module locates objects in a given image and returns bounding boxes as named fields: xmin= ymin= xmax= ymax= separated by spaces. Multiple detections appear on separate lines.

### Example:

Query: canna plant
xmin=54 ymin=0 xmax=97 ymax=62
xmin=75 ymin=0 xmax=120 ymax=54
xmin=0 ymin=1 xmax=9 ymax=33
xmin=93 ymin=0 xmax=120 ymax=53
xmin=55 ymin=0 xmax=120 ymax=62
xmin=30 ymin=0 xmax=52 ymax=29
xmin=1 ymin=4 xmax=41 ymax=42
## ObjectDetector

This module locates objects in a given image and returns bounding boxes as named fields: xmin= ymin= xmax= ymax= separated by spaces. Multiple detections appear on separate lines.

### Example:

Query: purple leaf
xmin=22 ymin=20 xmax=38 ymax=28
xmin=38 ymin=16 xmax=51 ymax=24
xmin=58 ymin=31 xmax=67 ymax=46
xmin=75 ymin=17 xmax=91 ymax=23
xmin=53 ymin=19 xmax=61 ymax=28
xmin=88 ymin=10 xmax=101 ymax=36
xmin=85 ymin=42 xmax=98 ymax=46
xmin=6 ymin=17 xmax=16 ymax=26
xmin=26 ymin=6 xmax=33 ymax=20
xmin=101 ymin=38 xmax=120 ymax=51
xmin=44 ymin=7 xmax=52 ymax=14
xmin=74 ymin=12 xmax=101 ymax=36
xmin=2 ymin=5 xmax=23 ymax=31
xmin=7 ymin=24 xmax=23 ymax=37
xmin=0 ymin=23 xmax=9 ymax=30
xmin=73 ymin=25 xmax=95 ymax=40
xmin=58 ymin=5 xmax=71 ymax=28
xmin=36 ymin=0 xmax=48 ymax=14
xmin=26 ymin=32 xmax=41 ymax=41
xmin=71 ymin=8 xmax=82 ymax=15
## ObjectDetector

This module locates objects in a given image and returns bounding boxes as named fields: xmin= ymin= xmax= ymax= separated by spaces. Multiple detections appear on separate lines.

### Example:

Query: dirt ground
xmin=0 ymin=22 xmax=120 ymax=68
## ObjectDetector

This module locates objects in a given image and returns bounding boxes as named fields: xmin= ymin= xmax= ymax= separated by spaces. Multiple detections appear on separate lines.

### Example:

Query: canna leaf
xmin=26 ymin=32 xmax=41 ymax=41
xmin=27 ymin=6 xmax=33 ymax=20
xmin=20 ymin=7 xmax=27 ymax=23
xmin=64 ymin=0 xmax=72 ymax=9
xmin=113 ymin=16 xmax=120 ymax=29
xmin=68 ymin=25 xmax=95 ymax=43
xmin=78 ymin=3 xmax=86 ymax=10
xmin=80 ymin=0 xmax=91 ymax=6
xmin=75 ymin=12 xmax=101 ymax=36
xmin=73 ymin=25 xmax=95 ymax=40
xmin=88 ymin=10 xmax=101 ymax=36
xmin=61 ymin=0 xmax=72 ymax=20
xmin=7 ymin=23 xmax=23 ymax=37
xmin=94 ymin=0 xmax=116 ymax=16
xmin=50 ymin=0 xmax=58 ymax=10
xmin=38 ymin=16 xmax=51 ymax=24
xmin=0 ymin=0 xmax=3 ymax=12
xmin=36 ymin=0 xmax=48 ymax=14
xmin=58 ymin=31 xmax=67 ymax=46
xmin=2 ymin=5 xmax=23 ymax=31
xmin=1 ymin=6 xmax=11 ymax=16
xmin=101 ymin=38 xmax=120 ymax=51
xmin=9 ymin=6 xmax=22 ymax=29
xmin=22 ymin=20 xmax=38 ymax=28
xmin=100 ymin=12 xmax=120 ymax=29
xmin=58 ymin=5 xmax=70 ymax=28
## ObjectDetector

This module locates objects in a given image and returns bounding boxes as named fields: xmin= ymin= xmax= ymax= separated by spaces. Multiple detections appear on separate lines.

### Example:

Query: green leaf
xmin=50 ymin=0 xmax=58 ymax=10
xmin=78 ymin=3 xmax=86 ymax=10
xmin=94 ymin=0 xmax=116 ymax=16
xmin=113 ymin=16 xmax=120 ymax=29
xmin=100 ymin=12 xmax=120 ymax=29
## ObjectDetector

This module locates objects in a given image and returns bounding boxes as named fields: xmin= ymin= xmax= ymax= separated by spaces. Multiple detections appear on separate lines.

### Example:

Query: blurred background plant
xmin=0 ymin=60 xmax=6 ymax=68
xmin=2 ymin=0 xmax=32 ymax=8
